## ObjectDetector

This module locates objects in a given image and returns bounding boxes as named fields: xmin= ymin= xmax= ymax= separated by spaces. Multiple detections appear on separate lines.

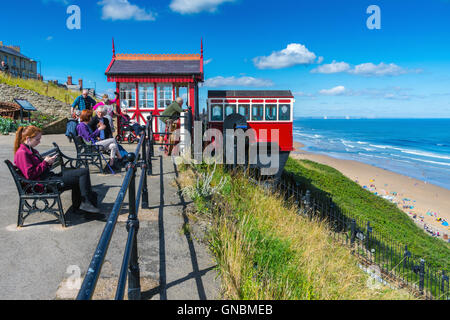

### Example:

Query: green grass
xmin=0 ymin=73 xmax=80 ymax=105
xmin=284 ymin=158 xmax=450 ymax=271
xmin=178 ymin=164 xmax=413 ymax=300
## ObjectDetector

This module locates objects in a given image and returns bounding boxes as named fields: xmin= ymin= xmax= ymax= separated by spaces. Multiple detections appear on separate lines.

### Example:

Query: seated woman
xmin=14 ymin=125 xmax=100 ymax=214
xmin=76 ymin=110 xmax=123 ymax=173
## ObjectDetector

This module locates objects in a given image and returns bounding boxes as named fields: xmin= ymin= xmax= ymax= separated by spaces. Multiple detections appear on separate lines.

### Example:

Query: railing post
xmin=147 ymin=115 xmax=153 ymax=175
xmin=441 ymin=270 xmax=449 ymax=296
xmin=141 ymin=126 xmax=149 ymax=209
xmin=365 ymin=221 xmax=372 ymax=250
xmin=403 ymin=245 xmax=411 ymax=269
xmin=127 ymin=160 xmax=141 ymax=300
xmin=418 ymin=259 xmax=425 ymax=295
xmin=350 ymin=219 xmax=356 ymax=245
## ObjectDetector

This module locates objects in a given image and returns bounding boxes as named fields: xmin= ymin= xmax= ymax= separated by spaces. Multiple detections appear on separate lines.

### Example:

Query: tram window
xmin=265 ymin=104 xmax=277 ymax=121
xmin=120 ymin=83 xmax=136 ymax=110
xmin=279 ymin=104 xmax=291 ymax=121
xmin=251 ymin=104 xmax=264 ymax=121
xmin=238 ymin=105 xmax=250 ymax=121
xmin=224 ymin=105 xmax=236 ymax=117
xmin=211 ymin=104 xmax=223 ymax=121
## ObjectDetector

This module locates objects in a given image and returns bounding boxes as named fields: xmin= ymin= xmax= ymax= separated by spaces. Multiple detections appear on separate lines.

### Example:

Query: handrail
xmin=76 ymin=121 xmax=150 ymax=300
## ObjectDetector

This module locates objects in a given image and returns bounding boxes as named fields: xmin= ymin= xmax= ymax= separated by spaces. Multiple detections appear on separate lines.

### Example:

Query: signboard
xmin=14 ymin=99 xmax=38 ymax=111
xmin=13 ymin=99 xmax=37 ymax=121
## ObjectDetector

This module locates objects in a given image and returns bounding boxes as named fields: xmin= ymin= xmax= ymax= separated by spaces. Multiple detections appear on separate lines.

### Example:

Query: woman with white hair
xmin=93 ymin=92 xmax=119 ymax=131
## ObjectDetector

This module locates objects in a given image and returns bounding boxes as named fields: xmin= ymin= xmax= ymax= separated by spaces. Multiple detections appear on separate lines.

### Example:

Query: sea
xmin=293 ymin=118 xmax=450 ymax=190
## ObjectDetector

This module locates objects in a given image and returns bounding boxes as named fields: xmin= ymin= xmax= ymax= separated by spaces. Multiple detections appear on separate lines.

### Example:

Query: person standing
xmin=0 ymin=60 xmax=10 ymax=75
xmin=71 ymin=89 xmax=97 ymax=115
xmin=157 ymin=97 xmax=185 ymax=151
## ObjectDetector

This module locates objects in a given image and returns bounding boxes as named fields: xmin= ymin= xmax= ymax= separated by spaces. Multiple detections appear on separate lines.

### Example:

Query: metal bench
xmin=71 ymin=134 xmax=105 ymax=173
xmin=5 ymin=143 xmax=90 ymax=228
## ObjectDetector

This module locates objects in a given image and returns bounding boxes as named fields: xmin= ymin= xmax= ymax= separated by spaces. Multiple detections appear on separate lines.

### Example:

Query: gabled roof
xmin=0 ymin=46 xmax=32 ymax=60
xmin=107 ymin=60 xmax=201 ymax=75
xmin=208 ymin=90 xmax=294 ymax=98
xmin=106 ymin=53 xmax=202 ymax=76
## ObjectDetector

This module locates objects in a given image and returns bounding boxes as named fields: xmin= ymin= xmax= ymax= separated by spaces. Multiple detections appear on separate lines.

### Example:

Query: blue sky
xmin=1 ymin=0 xmax=450 ymax=118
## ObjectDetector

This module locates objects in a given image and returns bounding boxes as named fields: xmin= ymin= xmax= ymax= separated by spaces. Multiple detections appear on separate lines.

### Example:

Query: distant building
xmin=0 ymin=41 xmax=38 ymax=79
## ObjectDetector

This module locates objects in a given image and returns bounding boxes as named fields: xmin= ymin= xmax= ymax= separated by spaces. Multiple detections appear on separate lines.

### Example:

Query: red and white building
xmin=105 ymin=40 xmax=204 ymax=135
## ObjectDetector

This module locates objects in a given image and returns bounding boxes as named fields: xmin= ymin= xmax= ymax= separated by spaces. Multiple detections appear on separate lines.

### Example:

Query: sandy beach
xmin=292 ymin=141 xmax=450 ymax=241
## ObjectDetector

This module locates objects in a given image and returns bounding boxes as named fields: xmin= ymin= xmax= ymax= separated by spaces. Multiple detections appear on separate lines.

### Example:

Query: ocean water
xmin=293 ymin=119 xmax=450 ymax=190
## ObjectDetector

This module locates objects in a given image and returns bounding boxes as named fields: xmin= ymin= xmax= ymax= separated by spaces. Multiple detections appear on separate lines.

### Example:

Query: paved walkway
xmin=0 ymin=133 xmax=220 ymax=300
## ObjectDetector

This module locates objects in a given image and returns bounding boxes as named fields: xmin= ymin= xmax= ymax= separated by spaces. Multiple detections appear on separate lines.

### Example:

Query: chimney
xmin=0 ymin=41 xmax=3 ymax=47
xmin=7 ymin=45 xmax=20 ymax=52
xmin=78 ymin=79 xmax=83 ymax=89
xmin=67 ymin=76 xmax=73 ymax=85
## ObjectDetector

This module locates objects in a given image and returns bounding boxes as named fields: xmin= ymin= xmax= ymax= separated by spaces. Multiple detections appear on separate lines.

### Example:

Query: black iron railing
xmin=270 ymin=170 xmax=449 ymax=300
xmin=76 ymin=121 xmax=151 ymax=300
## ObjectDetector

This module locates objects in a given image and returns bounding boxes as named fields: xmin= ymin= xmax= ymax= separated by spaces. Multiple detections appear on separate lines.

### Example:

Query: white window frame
xmin=119 ymin=83 xmax=136 ymax=111
xmin=157 ymin=83 xmax=173 ymax=109
xmin=138 ymin=83 xmax=155 ymax=109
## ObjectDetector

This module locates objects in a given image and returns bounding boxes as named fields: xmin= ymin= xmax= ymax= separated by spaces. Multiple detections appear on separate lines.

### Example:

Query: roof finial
xmin=112 ymin=38 xmax=116 ymax=58
xmin=201 ymin=38 xmax=203 ymax=58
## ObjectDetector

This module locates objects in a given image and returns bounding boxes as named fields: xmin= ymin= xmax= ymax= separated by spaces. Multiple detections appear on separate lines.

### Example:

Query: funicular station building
xmin=105 ymin=41 xmax=204 ymax=137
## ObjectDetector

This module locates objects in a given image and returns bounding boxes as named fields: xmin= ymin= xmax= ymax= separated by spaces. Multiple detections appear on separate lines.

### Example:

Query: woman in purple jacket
xmin=76 ymin=109 xmax=123 ymax=173
xmin=14 ymin=126 xmax=100 ymax=214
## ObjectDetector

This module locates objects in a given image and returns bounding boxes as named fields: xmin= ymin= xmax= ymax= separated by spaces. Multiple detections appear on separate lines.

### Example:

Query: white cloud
xmin=46 ymin=36 xmax=53 ymax=41
xmin=293 ymin=91 xmax=315 ymax=98
xmin=312 ymin=61 xmax=420 ymax=76
xmin=253 ymin=43 xmax=318 ymax=69
xmin=311 ymin=61 xmax=350 ymax=74
xmin=204 ymin=76 xmax=274 ymax=88
xmin=42 ymin=0 xmax=69 ymax=4
xmin=98 ymin=0 xmax=156 ymax=21
xmin=170 ymin=0 xmax=234 ymax=14
xmin=319 ymin=86 xmax=347 ymax=96
xmin=204 ymin=58 xmax=213 ymax=65
xmin=349 ymin=63 xmax=406 ymax=76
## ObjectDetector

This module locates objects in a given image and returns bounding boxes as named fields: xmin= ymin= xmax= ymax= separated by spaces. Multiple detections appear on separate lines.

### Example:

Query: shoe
xmin=80 ymin=201 xmax=100 ymax=214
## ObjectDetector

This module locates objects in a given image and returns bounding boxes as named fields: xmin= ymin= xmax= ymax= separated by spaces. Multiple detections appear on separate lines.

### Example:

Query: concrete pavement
xmin=0 ymin=133 xmax=220 ymax=300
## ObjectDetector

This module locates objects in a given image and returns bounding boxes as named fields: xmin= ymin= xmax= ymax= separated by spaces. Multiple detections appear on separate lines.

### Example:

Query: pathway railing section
xmin=76 ymin=120 xmax=151 ymax=300
xmin=271 ymin=170 xmax=449 ymax=300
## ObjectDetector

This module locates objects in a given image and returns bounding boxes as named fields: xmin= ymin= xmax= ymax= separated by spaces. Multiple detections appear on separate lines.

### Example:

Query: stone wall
xmin=0 ymin=83 xmax=71 ymax=119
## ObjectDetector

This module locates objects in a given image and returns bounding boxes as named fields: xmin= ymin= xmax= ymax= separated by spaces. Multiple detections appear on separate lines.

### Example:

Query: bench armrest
xmin=52 ymin=143 xmax=89 ymax=170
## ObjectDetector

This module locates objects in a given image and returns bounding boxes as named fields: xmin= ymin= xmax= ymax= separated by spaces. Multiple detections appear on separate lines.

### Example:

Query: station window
xmin=120 ymin=83 xmax=136 ymax=110
xmin=251 ymin=104 xmax=264 ymax=121
xmin=238 ymin=104 xmax=250 ymax=121
xmin=158 ymin=84 xmax=173 ymax=109
xmin=224 ymin=105 xmax=236 ymax=117
xmin=210 ymin=104 xmax=223 ymax=121
xmin=279 ymin=104 xmax=291 ymax=121
xmin=139 ymin=84 xmax=155 ymax=109
xmin=265 ymin=104 xmax=277 ymax=121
